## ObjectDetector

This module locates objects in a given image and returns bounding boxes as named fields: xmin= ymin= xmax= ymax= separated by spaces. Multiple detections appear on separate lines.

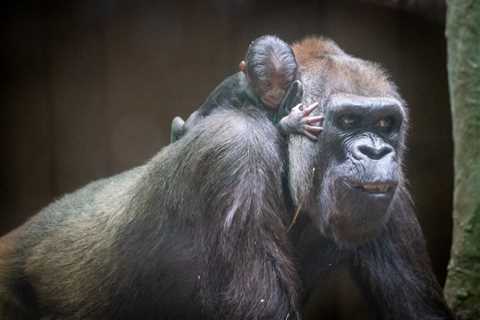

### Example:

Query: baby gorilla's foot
xmin=171 ymin=116 xmax=186 ymax=142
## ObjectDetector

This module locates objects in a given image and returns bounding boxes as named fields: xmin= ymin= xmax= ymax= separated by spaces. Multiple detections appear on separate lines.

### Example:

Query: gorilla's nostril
xmin=358 ymin=145 xmax=392 ymax=160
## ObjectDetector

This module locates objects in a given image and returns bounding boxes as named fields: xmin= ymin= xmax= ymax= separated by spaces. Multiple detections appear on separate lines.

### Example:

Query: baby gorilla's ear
xmin=239 ymin=60 xmax=247 ymax=72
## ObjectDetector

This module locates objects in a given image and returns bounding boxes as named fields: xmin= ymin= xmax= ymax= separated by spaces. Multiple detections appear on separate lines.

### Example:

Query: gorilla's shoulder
xmin=191 ymin=106 xmax=281 ymax=146
xmin=165 ymin=107 xmax=284 ymax=171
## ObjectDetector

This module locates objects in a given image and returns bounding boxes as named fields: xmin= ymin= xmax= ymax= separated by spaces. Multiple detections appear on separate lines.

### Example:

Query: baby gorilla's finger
xmin=304 ymin=115 xmax=324 ymax=125
xmin=303 ymin=102 xmax=319 ymax=116
xmin=303 ymin=130 xmax=318 ymax=141
xmin=305 ymin=125 xmax=323 ymax=134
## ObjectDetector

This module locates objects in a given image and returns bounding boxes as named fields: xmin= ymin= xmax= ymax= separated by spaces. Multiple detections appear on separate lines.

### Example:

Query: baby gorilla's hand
xmin=279 ymin=102 xmax=324 ymax=140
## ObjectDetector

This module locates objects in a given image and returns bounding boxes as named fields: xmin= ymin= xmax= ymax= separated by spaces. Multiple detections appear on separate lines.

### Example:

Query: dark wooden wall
xmin=1 ymin=0 xmax=452 ymax=318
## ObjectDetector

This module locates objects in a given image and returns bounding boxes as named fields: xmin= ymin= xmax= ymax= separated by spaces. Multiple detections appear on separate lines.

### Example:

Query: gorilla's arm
xmin=352 ymin=188 xmax=454 ymax=320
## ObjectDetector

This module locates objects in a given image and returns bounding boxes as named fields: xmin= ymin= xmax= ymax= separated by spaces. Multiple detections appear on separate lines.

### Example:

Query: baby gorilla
xmin=171 ymin=35 xmax=323 ymax=142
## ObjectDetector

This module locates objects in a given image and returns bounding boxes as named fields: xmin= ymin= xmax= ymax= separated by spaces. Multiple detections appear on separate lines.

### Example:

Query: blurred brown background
xmin=0 ymin=0 xmax=452 ymax=318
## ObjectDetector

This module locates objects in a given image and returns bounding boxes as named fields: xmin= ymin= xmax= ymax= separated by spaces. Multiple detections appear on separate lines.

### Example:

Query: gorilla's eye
xmin=338 ymin=115 xmax=359 ymax=130
xmin=376 ymin=117 xmax=394 ymax=132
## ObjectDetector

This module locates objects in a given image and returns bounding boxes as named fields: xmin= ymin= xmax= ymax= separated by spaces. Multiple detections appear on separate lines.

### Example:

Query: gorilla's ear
xmin=288 ymin=135 xmax=317 ymax=207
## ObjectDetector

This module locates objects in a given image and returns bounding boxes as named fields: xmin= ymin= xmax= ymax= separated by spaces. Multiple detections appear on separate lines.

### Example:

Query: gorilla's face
xmin=300 ymin=94 xmax=407 ymax=246
xmin=287 ymin=35 xmax=412 ymax=248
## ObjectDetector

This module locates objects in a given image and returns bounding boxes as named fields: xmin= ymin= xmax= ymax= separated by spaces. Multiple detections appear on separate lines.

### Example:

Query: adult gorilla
xmin=0 ymin=37 xmax=453 ymax=320
xmin=288 ymin=37 xmax=453 ymax=319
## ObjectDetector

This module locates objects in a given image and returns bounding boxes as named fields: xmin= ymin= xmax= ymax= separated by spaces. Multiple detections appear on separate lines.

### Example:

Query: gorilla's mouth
xmin=353 ymin=182 xmax=396 ymax=194
xmin=346 ymin=180 xmax=397 ymax=196
xmin=321 ymin=177 xmax=399 ymax=245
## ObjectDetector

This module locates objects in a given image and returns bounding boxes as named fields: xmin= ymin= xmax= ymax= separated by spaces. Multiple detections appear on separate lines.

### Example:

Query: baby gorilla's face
xmin=260 ymin=86 xmax=286 ymax=109
xmin=256 ymin=74 xmax=290 ymax=110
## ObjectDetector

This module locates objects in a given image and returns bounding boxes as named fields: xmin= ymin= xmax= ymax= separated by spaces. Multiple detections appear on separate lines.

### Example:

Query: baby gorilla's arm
xmin=278 ymin=102 xmax=324 ymax=141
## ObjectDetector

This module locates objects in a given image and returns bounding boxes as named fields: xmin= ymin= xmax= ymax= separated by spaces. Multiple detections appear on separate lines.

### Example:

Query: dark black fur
xmin=110 ymin=108 xmax=299 ymax=320
xmin=0 ymin=108 xmax=299 ymax=320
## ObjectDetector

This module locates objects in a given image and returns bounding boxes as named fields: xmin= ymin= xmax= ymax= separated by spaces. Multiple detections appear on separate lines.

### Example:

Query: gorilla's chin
xmin=315 ymin=177 xmax=398 ymax=247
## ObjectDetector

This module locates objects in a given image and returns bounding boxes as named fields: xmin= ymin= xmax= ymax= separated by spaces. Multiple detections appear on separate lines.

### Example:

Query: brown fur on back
xmin=292 ymin=36 xmax=400 ymax=100
xmin=292 ymin=36 xmax=346 ymax=67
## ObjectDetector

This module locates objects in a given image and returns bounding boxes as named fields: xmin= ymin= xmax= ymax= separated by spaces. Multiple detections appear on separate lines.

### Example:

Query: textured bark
xmin=444 ymin=0 xmax=480 ymax=319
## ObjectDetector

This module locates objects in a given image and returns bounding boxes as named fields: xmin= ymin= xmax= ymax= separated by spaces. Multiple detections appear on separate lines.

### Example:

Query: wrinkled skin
xmin=305 ymin=94 xmax=405 ymax=245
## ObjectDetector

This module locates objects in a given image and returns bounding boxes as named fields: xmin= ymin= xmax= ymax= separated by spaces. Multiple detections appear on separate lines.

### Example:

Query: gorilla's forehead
xmin=293 ymin=37 xmax=401 ymax=110
xmin=301 ymin=63 xmax=399 ymax=98
xmin=326 ymin=93 xmax=405 ymax=115
xmin=300 ymin=66 xmax=405 ymax=116
xmin=328 ymin=94 xmax=401 ymax=109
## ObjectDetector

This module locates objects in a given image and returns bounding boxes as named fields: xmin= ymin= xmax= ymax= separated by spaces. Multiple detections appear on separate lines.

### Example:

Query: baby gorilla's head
xmin=244 ymin=35 xmax=298 ymax=110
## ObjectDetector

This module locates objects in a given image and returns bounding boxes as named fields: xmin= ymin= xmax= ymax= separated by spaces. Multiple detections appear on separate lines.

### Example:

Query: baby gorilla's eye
xmin=262 ymin=82 xmax=272 ymax=91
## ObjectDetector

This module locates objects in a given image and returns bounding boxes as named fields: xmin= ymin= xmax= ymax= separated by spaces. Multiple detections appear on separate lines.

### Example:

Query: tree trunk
xmin=444 ymin=0 xmax=480 ymax=319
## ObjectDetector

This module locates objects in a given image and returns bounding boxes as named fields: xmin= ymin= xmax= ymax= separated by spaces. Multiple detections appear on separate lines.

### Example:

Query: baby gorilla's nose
xmin=262 ymin=88 xmax=285 ymax=108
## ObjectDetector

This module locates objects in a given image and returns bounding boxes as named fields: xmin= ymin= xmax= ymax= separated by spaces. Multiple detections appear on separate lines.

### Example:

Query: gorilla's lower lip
xmin=346 ymin=181 xmax=397 ymax=194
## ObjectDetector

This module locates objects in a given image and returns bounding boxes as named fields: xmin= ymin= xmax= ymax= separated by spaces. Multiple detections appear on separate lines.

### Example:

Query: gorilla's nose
xmin=354 ymin=142 xmax=393 ymax=160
